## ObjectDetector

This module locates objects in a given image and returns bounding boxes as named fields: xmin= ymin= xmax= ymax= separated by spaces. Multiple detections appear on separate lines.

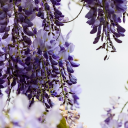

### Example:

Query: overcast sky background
xmin=61 ymin=1 xmax=128 ymax=128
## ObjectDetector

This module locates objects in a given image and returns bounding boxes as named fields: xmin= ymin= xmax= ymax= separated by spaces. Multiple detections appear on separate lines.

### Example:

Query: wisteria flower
xmin=109 ymin=96 xmax=119 ymax=108
xmin=45 ymin=105 xmax=62 ymax=127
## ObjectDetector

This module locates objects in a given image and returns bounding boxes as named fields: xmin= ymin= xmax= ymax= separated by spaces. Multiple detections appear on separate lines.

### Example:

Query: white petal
xmin=108 ymin=120 xmax=118 ymax=128
xmin=30 ymin=101 xmax=45 ymax=118
xmin=46 ymin=106 xmax=62 ymax=127
xmin=14 ymin=94 xmax=29 ymax=111
xmin=118 ymin=113 xmax=127 ymax=122
xmin=9 ymin=108 xmax=25 ymax=122
xmin=109 ymin=96 xmax=119 ymax=107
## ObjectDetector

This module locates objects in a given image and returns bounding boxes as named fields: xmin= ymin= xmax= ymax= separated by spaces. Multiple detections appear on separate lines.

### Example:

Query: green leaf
xmin=57 ymin=116 xmax=69 ymax=128
xmin=125 ymin=86 xmax=128 ymax=90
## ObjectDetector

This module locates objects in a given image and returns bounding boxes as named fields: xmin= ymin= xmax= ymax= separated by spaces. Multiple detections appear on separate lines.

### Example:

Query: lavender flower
xmin=100 ymin=96 xmax=128 ymax=128
xmin=83 ymin=0 xmax=127 ymax=57
xmin=0 ymin=94 xmax=63 ymax=128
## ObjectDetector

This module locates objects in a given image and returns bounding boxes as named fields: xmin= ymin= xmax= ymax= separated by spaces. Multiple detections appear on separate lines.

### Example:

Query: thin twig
xmin=56 ymin=27 xmax=61 ymax=40
xmin=62 ymin=2 xmax=85 ymax=23
xmin=120 ymin=101 xmax=128 ymax=113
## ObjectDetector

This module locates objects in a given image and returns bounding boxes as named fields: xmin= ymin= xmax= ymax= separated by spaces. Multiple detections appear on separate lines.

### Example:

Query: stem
xmin=13 ymin=0 xmax=21 ymax=59
xmin=38 ymin=83 xmax=43 ymax=101
xmin=102 ymin=0 xmax=107 ymax=25
xmin=42 ymin=0 xmax=51 ymax=32
xmin=59 ymin=66 xmax=66 ymax=104
xmin=61 ymin=7 xmax=75 ymax=31
xmin=6 ymin=45 xmax=12 ymax=109
xmin=62 ymin=2 xmax=85 ymax=23
xmin=56 ymin=27 xmax=61 ymax=40
xmin=42 ymin=58 xmax=50 ymax=95
xmin=120 ymin=101 xmax=128 ymax=113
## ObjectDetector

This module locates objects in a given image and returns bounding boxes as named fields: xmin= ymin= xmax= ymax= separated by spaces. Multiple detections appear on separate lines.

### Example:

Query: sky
xmin=61 ymin=1 xmax=128 ymax=128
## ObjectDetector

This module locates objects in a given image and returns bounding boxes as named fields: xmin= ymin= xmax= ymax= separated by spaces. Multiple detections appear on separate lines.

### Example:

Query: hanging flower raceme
xmin=82 ymin=0 xmax=127 ymax=58
xmin=0 ymin=0 xmax=83 ymax=127
xmin=0 ymin=0 xmax=81 ymax=112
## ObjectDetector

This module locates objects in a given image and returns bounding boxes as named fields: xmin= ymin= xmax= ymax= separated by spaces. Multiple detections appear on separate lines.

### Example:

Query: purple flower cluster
xmin=100 ymin=96 xmax=128 ymax=128
xmin=83 ymin=0 xmax=127 ymax=56
xmin=2 ymin=0 xmax=128 ymax=128
xmin=60 ymin=105 xmax=87 ymax=128
xmin=0 ymin=0 xmax=81 ymax=110
xmin=0 ymin=94 xmax=62 ymax=128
